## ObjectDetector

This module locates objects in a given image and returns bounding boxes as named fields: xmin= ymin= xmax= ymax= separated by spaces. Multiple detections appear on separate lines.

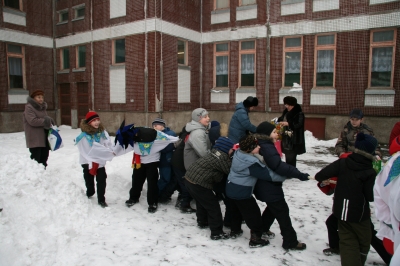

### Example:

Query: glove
xmin=89 ymin=162 xmax=99 ymax=176
xmin=298 ymin=173 xmax=309 ymax=181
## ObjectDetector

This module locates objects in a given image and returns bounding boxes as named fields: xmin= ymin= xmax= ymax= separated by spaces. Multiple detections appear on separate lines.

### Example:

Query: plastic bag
xmin=48 ymin=125 xmax=63 ymax=151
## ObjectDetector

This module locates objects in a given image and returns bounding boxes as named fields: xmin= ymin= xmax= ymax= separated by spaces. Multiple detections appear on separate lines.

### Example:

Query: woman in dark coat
xmin=278 ymin=96 xmax=305 ymax=167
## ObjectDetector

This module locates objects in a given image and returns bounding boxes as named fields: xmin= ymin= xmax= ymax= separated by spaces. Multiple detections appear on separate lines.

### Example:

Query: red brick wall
xmin=56 ymin=0 xmax=91 ymax=38
xmin=160 ymin=0 xmax=201 ymax=32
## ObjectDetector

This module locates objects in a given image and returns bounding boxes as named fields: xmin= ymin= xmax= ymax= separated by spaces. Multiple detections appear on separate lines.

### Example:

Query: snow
xmin=0 ymin=126 xmax=386 ymax=266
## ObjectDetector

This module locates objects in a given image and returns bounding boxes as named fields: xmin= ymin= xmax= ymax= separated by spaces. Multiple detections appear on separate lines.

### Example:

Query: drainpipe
xmin=52 ymin=0 xmax=58 ymax=123
xmin=265 ymin=0 xmax=271 ymax=112
xmin=90 ymin=0 xmax=94 ymax=110
xmin=199 ymin=0 xmax=203 ymax=107
xmin=159 ymin=0 xmax=163 ymax=117
xmin=144 ymin=0 xmax=149 ymax=125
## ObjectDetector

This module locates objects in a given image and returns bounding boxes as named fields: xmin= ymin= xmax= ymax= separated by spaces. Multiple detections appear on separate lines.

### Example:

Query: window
xmin=240 ymin=0 xmax=256 ymax=6
xmin=113 ymin=39 xmax=125 ymax=64
xmin=61 ymin=48 xmax=70 ymax=70
xmin=369 ymin=29 xmax=396 ymax=88
xmin=215 ymin=0 xmax=229 ymax=9
xmin=4 ymin=0 xmax=21 ymax=10
xmin=240 ymin=40 xmax=256 ymax=87
xmin=214 ymin=43 xmax=229 ymax=87
xmin=314 ymin=34 xmax=336 ymax=87
xmin=77 ymin=45 xmax=86 ymax=68
xmin=283 ymin=36 xmax=302 ymax=87
xmin=178 ymin=40 xmax=187 ymax=65
xmin=73 ymin=5 xmax=85 ymax=19
xmin=59 ymin=9 xmax=68 ymax=23
xmin=7 ymin=44 xmax=24 ymax=89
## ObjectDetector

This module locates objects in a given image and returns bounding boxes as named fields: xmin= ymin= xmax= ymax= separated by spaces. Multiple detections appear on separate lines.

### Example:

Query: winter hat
xmin=152 ymin=118 xmax=166 ymax=127
xmin=30 ymin=89 xmax=44 ymax=98
xmin=389 ymin=122 xmax=400 ymax=146
xmin=355 ymin=132 xmax=378 ymax=155
xmin=256 ymin=121 xmax=276 ymax=136
xmin=389 ymin=136 xmax=400 ymax=155
xmin=213 ymin=137 xmax=234 ymax=154
xmin=283 ymin=96 xmax=297 ymax=106
xmin=85 ymin=111 xmax=100 ymax=124
xmin=239 ymin=135 xmax=258 ymax=153
xmin=192 ymin=108 xmax=208 ymax=122
xmin=210 ymin=120 xmax=220 ymax=128
xmin=243 ymin=96 xmax=259 ymax=108
xmin=350 ymin=108 xmax=363 ymax=119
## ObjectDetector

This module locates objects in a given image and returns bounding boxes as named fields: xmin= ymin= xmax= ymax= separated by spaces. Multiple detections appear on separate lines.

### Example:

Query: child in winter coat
xmin=316 ymin=132 xmax=378 ymax=266
xmin=75 ymin=111 xmax=132 ymax=208
xmin=184 ymin=136 xmax=234 ymax=240
xmin=226 ymin=135 xmax=288 ymax=248
xmin=253 ymin=121 xmax=309 ymax=251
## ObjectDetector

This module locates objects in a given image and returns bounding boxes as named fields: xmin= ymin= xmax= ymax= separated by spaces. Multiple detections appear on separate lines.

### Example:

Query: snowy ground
xmin=0 ymin=126 xmax=388 ymax=266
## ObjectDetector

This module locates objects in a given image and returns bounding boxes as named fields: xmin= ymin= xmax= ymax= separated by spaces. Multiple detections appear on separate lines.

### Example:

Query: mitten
xmin=298 ymin=173 xmax=309 ymax=181
xmin=89 ymin=162 xmax=99 ymax=176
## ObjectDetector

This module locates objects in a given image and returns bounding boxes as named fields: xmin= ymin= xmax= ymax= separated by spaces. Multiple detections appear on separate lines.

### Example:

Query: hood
xmin=27 ymin=97 xmax=47 ymax=111
xmin=185 ymin=120 xmax=207 ymax=133
xmin=253 ymin=133 xmax=275 ymax=143
xmin=344 ymin=148 xmax=375 ymax=172
xmin=79 ymin=119 xmax=105 ymax=135
xmin=231 ymin=149 xmax=262 ymax=172
xmin=235 ymin=102 xmax=247 ymax=112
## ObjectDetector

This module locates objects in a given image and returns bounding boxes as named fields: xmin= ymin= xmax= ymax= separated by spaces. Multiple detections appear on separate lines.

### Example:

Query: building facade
xmin=1 ymin=0 xmax=399 ymax=142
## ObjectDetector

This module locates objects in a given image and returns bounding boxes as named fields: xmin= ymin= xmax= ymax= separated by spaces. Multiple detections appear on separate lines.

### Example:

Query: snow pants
xmin=82 ymin=164 xmax=107 ymax=203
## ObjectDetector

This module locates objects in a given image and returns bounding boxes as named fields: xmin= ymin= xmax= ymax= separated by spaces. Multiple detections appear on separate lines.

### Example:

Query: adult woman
xmin=278 ymin=96 xmax=305 ymax=167
xmin=23 ymin=90 xmax=54 ymax=167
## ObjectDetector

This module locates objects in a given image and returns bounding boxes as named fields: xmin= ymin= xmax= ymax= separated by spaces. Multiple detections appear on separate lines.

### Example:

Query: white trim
xmin=313 ymin=0 xmax=339 ymax=12
xmin=341 ymin=199 xmax=349 ymax=220
xmin=0 ymin=28 xmax=53 ymax=48
xmin=3 ymin=11 xmax=26 ymax=26
xmin=370 ymin=0 xmax=399 ymax=5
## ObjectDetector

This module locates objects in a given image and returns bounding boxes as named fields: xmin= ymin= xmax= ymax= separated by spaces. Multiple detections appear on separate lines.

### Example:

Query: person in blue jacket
xmin=226 ymin=134 xmax=286 ymax=248
xmin=228 ymin=96 xmax=258 ymax=144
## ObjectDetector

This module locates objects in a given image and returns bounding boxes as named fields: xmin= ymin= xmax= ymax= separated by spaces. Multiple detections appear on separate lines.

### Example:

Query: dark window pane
xmin=78 ymin=46 xmax=86 ymax=68
xmin=178 ymin=40 xmax=185 ymax=64
xmin=60 ymin=12 xmax=68 ymax=22
xmin=284 ymin=51 xmax=301 ymax=86
xmin=284 ymin=73 xmax=300 ymax=87
xmin=241 ymin=41 xmax=255 ymax=50
xmin=285 ymin=37 xmax=301 ymax=47
xmin=373 ymin=30 xmax=394 ymax=42
xmin=241 ymin=74 xmax=254 ymax=86
xmin=316 ymin=73 xmax=333 ymax=86
xmin=8 ymin=57 xmax=23 ymax=88
xmin=317 ymin=35 xmax=335 ymax=45
xmin=7 ymin=44 xmax=22 ymax=54
xmin=216 ymin=75 xmax=228 ymax=87
xmin=4 ymin=0 xmax=20 ymax=9
xmin=63 ymin=49 xmax=70 ymax=69
xmin=316 ymin=50 xmax=334 ymax=86
xmin=216 ymin=56 xmax=228 ymax=87
xmin=76 ymin=7 xmax=85 ymax=18
xmin=115 ymin=39 xmax=125 ymax=63
xmin=216 ymin=43 xmax=228 ymax=52
xmin=371 ymin=47 xmax=392 ymax=87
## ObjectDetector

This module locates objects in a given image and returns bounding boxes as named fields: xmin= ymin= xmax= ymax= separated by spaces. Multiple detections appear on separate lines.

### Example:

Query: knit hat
xmin=350 ymin=109 xmax=363 ymax=119
xmin=243 ymin=96 xmax=258 ymax=108
xmin=152 ymin=118 xmax=166 ymax=127
xmin=283 ymin=96 xmax=297 ymax=106
xmin=213 ymin=137 xmax=234 ymax=154
xmin=239 ymin=135 xmax=258 ymax=153
xmin=30 ymin=90 xmax=44 ymax=98
xmin=355 ymin=133 xmax=378 ymax=155
xmin=256 ymin=121 xmax=276 ymax=136
xmin=210 ymin=120 xmax=220 ymax=128
xmin=389 ymin=136 xmax=400 ymax=155
xmin=85 ymin=111 xmax=100 ymax=124
xmin=192 ymin=108 xmax=208 ymax=122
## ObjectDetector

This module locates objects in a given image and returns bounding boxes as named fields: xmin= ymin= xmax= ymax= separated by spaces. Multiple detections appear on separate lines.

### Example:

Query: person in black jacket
xmin=315 ymin=133 xmax=378 ymax=266
xmin=278 ymin=96 xmax=305 ymax=167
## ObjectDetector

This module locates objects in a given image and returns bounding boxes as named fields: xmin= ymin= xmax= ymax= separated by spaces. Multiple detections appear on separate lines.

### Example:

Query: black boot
xmin=249 ymin=233 xmax=269 ymax=248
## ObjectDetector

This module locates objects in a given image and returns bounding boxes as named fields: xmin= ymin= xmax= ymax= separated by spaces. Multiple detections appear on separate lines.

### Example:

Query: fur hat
xmin=192 ymin=108 xmax=208 ymax=122
xmin=256 ymin=121 xmax=276 ymax=136
xmin=243 ymin=96 xmax=258 ymax=108
xmin=30 ymin=90 xmax=44 ymax=98
xmin=239 ymin=135 xmax=258 ymax=153
xmin=283 ymin=96 xmax=297 ymax=106
xmin=389 ymin=136 xmax=400 ymax=155
xmin=152 ymin=118 xmax=166 ymax=127
xmin=355 ymin=133 xmax=378 ymax=155
xmin=350 ymin=109 xmax=363 ymax=119
xmin=213 ymin=137 xmax=234 ymax=154
xmin=85 ymin=111 xmax=100 ymax=124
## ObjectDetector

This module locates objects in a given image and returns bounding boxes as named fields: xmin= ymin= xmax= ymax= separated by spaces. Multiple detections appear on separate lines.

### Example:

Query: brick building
xmin=1 ymin=0 xmax=399 ymax=143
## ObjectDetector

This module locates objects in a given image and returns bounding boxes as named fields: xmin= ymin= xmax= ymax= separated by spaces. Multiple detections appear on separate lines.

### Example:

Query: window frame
xmin=72 ymin=4 xmax=85 ymax=20
xmin=282 ymin=36 xmax=303 ymax=88
xmin=58 ymin=9 xmax=69 ymax=23
xmin=60 ymin=48 xmax=70 ymax=70
xmin=76 ymin=45 xmax=86 ymax=69
xmin=3 ymin=0 xmax=22 ymax=11
xmin=239 ymin=40 xmax=256 ymax=87
xmin=6 ymin=43 xmax=25 ymax=90
xmin=214 ymin=0 xmax=230 ymax=10
xmin=112 ymin=38 xmax=126 ymax=65
xmin=214 ymin=42 xmax=230 ymax=88
xmin=313 ymin=33 xmax=336 ymax=88
xmin=177 ymin=39 xmax=188 ymax=66
xmin=239 ymin=0 xmax=257 ymax=6
xmin=368 ymin=28 xmax=397 ymax=88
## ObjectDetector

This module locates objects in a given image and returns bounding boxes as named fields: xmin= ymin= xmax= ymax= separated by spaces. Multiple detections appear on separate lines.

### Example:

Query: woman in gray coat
xmin=23 ymin=90 xmax=54 ymax=167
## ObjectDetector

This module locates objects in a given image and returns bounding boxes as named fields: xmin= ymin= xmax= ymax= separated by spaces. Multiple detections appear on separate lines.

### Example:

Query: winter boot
xmin=323 ymin=247 xmax=339 ymax=256
xmin=98 ymin=201 xmax=108 ymax=208
xmin=249 ymin=233 xmax=269 ymax=248
xmin=286 ymin=241 xmax=307 ymax=251
xmin=262 ymin=230 xmax=275 ymax=239
xmin=180 ymin=206 xmax=196 ymax=214
xmin=210 ymin=232 xmax=229 ymax=240
xmin=148 ymin=204 xmax=158 ymax=213
xmin=229 ymin=229 xmax=243 ymax=239
xmin=125 ymin=199 xmax=139 ymax=207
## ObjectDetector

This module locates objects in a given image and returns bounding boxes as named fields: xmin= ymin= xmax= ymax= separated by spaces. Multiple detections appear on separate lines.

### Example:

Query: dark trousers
xmin=29 ymin=147 xmax=50 ymax=167
xmin=230 ymin=197 xmax=263 ymax=236
xmin=213 ymin=176 xmax=232 ymax=227
xmin=185 ymin=180 xmax=224 ymax=235
xmin=82 ymin=164 xmax=107 ymax=203
xmin=173 ymin=167 xmax=192 ymax=208
xmin=283 ymin=150 xmax=297 ymax=167
xmin=326 ymin=214 xmax=392 ymax=265
xmin=159 ymin=169 xmax=181 ymax=200
xmin=262 ymin=199 xmax=298 ymax=249
xmin=129 ymin=162 xmax=159 ymax=206
xmin=158 ymin=166 xmax=173 ymax=193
